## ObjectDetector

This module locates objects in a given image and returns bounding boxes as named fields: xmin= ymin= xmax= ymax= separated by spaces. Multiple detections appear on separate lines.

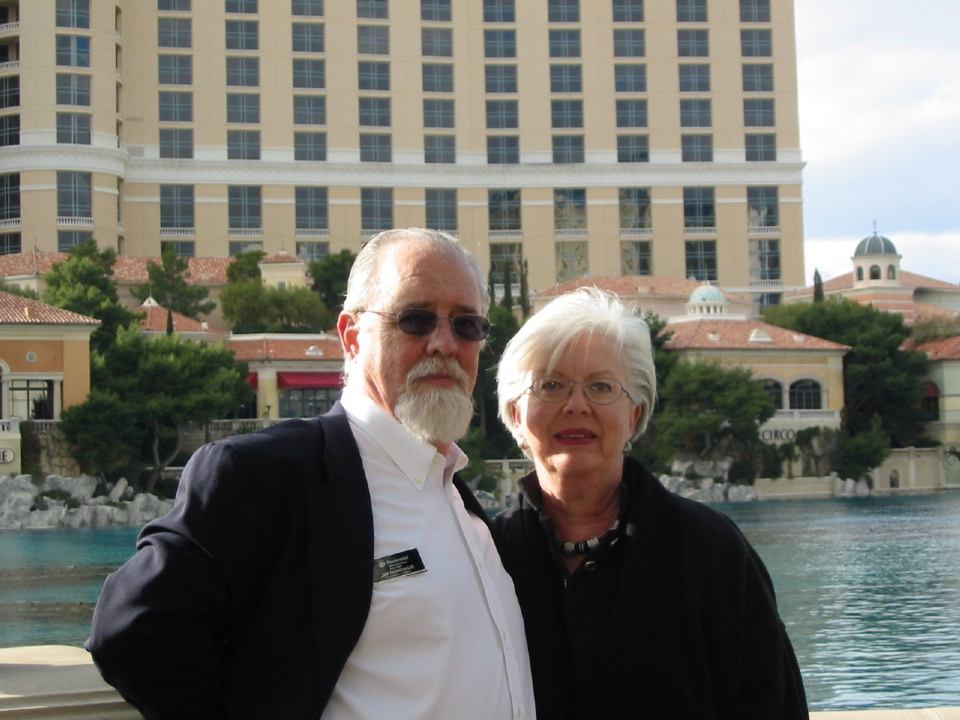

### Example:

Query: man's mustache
xmin=404 ymin=357 xmax=471 ymax=393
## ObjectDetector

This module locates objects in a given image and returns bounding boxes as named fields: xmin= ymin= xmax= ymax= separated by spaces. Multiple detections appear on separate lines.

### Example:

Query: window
xmin=0 ymin=173 xmax=20 ymax=221
xmin=159 ymin=55 xmax=193 ymax=85
xmin=0 ymin=77 xmax=19 ymax=109
xmin=294 ymin=131 xmax=327 ymax=160
xmin=551 ymin=100 xmax=583 ymax=128
xmin=483 ymin=0 xmax=515 ymax=22
xmin=56 ymin=35 xmax=91 ymax=66
xmin=616 ymin=98 xmax=647 ymax=127
xmin=486 ymin=100 xmax=518 ymax=128
xmin=228 ymin=130 xmax=260 ymax=159
xmin=425 ymin=188 xmax=457 ymax=231
xmin=747 ymin=186 xmax=779 ymax=226
xmin=740 ymin=0 xmax=770 ymax=22
xmin=293 ymin=22 xmax=324 ymax=52
xmin=422 ymin=63 xmax=454 ymax=92
xmin=620 ymin=240 xmax=651 ymax=275
xmin=0 ymin=233 xmax=22 ymax=255
xmin=57 ymin=171 xmax=91 ymax=218
xmin=8 ymin=379 xmax=55 ymax=420
xmin=762 ymin=380 xmax=783 ymax=410
xmin=488 ymin=189 xmax=521 ymax=231
xmin=612 ymin=0 xmax=644 ymax=21
xmin=58 ymin=230 xmax=92 ymax=252
xmin=484 ymin=30 xmax=516 ymax=58
xmin=296 ymin=241 xmax=328 ymax=261
xmin=161 ymin=240 xmax=195 ymax=257
xmin=614 ymin=64 xmax=646 ymax=92
xmin=617 ymin=135 xmax=649 ymax=162
xmin=361 ymin=187 xmax=393 ymax=231
xmin=295 ymin=186 xmax=328 ymax=229
xmin=294 ymin=59 xmax=326 ymax=88
xmin=680 ymin=98 xmax=711 ymax=127
xmin=226 ymin=20 xmax=258 ymax=50
xmin=556 ymin=241 xmax=588 ymax=282
xmin=487 ymin=135 xmax=519 ymax=163
xmin=744 ymin=98 xmax=774 ymax=126
xmin=676 ymin=0 xmax=706 ymax=22
xmin=357 ymin=0 xmax=388 ymax=18
xmin=358 ymin=25 xmax=388 ymax=54
xmin=226 ymin=57 xmax=259 ymax=86
xmin=56 ymin=74 xmax=90 ymax=106
xmin=159 ymin=0 xmax=191 ymax=9
xmin=750 ymin=238 xmax=780 ymax=280
xmin=0 ymin=116 xmax=19 ymax=147
xmin=228 ymin=185 xmax=262 ymax=229
xmin=685 ymin=240 xmax=716 ymax=281
xmin=227 ymin=93 xmax=259 ymax=123
xmin=679 ymin=63 xmax=710 ymax=91
xmin=746 ymin=133 xmax=776 ymax=161
xmin=160 ymin=185 xmax=195 ymax=229
xmin=681 ymin=134 xmax=712 ymax=161
xmin=421 ymin=0 xmax=451 ymax=21
xmin=554 ymin=188 xmax=586 ymax=229
xmin=56 ymin=112 xmax=91 ymax=144
xmin=548 ymin=0 xmax=579 ymax=22
xmin=56 ymin=0 xmax=90 ymax=29
xmin=619 ymin=187 xmax=650 ymax=229
xmin=159 ymin=128 xmax=193 ymax=158
xmin=360 ymin=133 xmax=391 ymax=161
xmin=550 ymin=64 xmax=582 ymax=92
xmin=280 ymin=388 xmax=340 ymax=418
xmin=789 ymin=380 xmax=822 ymax=410
xmin=614 ymin=29 xmax=645 ymax=57
xmin=549 ymin=30 xmax=581 ymax=57
xmin=423 ymin=99 xmax=454 ymax=128
xmin=358 ymin=60 xmax=390 ymax=90
xmin=359 ymin=97 xmax=390 ymax=126
xmin=888 ymin=265 xmax=897 ymax=280
xmin=226 ymin=0 xmax=258 ymax=12
xmin=158 ymin=18 xmax=191 ymax=48
xmin=489 ymin=243 xmax=522 ymax=298
xmin=293 ymin=95 xmax=326 ymax=124
xmin=422 ymin=28 xmax=452 ymax=56
xmin=741 ymin=29 xmax=772 ymax=56
xmin=293 ymin=0 xmax=324 ymax=15
xmin=683 ymin=187 xmax=714 ymax=228
xmin=159 ymin=91 xmax=193 ymax=121
xmin=552 ymin=135 xmax=584 ymax=163
xmin=485 ymin=65 xmax=517 ymax=93
xmin=229 ymin=240 xmax=263 ymax=256
xmin=424 ymin=134 xmax=455 ymax=163
xmin=869 ymin=264 xmax=881 ymax=280
xmin=678 ymin=29 xmax=708 ymax=57
xmin=743 ymin=63 xmax=774 ymax=91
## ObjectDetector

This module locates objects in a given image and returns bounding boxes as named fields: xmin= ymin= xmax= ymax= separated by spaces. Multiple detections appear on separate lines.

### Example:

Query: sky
xmin=794 ymin=0 xmax=960 ymax=285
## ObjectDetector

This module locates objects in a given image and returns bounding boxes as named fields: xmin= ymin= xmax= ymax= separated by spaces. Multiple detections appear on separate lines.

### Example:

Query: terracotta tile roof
xmin=915 ymin=335 xmax=960 ymax=361
xmin=663 ymin=317 xmax=849 ymax=352
xmin=228 ymin=334 xmax=344 ymax=362
xmin=0 ymin=250 xmax=65 ymax=278
xmin=535 ymin=275 xmax=754 ymax=305
xmin=0 ymin=251 xmax=232 ymax=285
xmin=138 ymin=302 xmax=228 ymax=336
xmin=0 ymin=290 xmax=100 ymax=326
xmin=788 ymin=269 xmax=960 ymax=298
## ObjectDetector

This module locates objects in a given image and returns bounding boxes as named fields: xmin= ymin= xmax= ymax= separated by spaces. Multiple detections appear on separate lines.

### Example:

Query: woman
xmin=493 ymin=288 xmax=807 ymax=719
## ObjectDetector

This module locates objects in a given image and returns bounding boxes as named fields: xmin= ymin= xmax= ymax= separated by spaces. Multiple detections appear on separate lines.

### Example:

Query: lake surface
xmin=2 ymin=492 xmax=959 ymax=711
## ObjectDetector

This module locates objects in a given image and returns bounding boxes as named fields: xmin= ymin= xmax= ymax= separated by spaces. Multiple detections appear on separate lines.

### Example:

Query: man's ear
xmin=337 ymin=311 xmax=360 ymax=359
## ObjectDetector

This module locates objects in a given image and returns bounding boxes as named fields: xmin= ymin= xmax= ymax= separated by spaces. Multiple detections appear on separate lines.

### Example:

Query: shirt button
xmin=583 ymin=560 xmax=598 ymax=573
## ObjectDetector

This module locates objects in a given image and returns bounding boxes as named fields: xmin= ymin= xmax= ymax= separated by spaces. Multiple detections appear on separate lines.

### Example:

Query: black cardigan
xmin=492 ymin=457 xmax=808 ymax=720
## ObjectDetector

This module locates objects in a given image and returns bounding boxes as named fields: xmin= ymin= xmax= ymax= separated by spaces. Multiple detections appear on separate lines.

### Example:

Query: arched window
xmin=789 ymin=379 xmax=822 ymax=410
xmin=869 ymin=265 xmax=881 ymax=280
xmin=922 ymin=382 xmax=940 ymax=420
xmin=856 ymin=266 xmax=864 ymax=281
xmin=761 ymin=379 xmax=783 ymax=410
xmin=887 ymin=265 xmax=896 ymax=280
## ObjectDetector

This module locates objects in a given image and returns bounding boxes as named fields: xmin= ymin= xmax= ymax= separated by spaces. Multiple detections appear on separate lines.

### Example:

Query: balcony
xmin=684 ymin=226 xmax=716 ymax=237
xmin=295 ymin=227 xmax=330 ymax=238
xmin=748 ymin=224 xmax=781 ymax=236
xmin=554 ymin=228 xmax=587 ymax=239
xmin=57 ymin=217 xmax=93 ymax=227
xmin=619 ymin=227 xmax=653 ymax=239
xmin=227 ymin=227 xmax=263 ymax=238
xmin=488 ymin=229 xmax=523 ymax=241
xmin=0 ymin=60 xmax=19 ymax=74
xmin=159 ymin=227 xmax=195 ymax=238
xmin=748 ymin=278 xmax=783 ymax=290
xmin=0 ymin=217 xmax=20 ymax=229
xmin=0 ymin=21 xmax=19 ymax=35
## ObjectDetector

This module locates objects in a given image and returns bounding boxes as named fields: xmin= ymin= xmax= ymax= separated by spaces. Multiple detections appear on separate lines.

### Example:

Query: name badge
xmin=373 ymin=548 xmax=427 ymax=584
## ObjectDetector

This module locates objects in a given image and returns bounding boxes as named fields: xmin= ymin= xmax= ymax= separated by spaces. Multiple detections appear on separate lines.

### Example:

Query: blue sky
xmin=796 ymin=0 xmax=960 ymax=284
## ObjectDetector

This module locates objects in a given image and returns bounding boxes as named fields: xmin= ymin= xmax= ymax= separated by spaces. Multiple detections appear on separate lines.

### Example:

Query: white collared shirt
xmin=321 ymin=385 xmax=535 ymax=720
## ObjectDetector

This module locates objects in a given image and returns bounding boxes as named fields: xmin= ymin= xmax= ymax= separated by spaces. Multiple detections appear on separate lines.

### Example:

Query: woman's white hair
xmin=497 ymin=287 xmax=657 ymax=446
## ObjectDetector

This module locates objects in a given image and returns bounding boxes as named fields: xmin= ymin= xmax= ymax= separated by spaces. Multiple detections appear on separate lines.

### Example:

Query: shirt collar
xmin=340 ymin=383 xmax=468 ymax=489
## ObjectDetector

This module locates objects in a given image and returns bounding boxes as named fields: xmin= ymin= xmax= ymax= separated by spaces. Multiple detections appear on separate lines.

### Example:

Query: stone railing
xmin=1 ymin=646 xmax=958 ymax=719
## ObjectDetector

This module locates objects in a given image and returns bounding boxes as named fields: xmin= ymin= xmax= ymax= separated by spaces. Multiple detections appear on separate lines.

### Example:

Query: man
xmin=87 ymin=229 xmax=536 ymax=720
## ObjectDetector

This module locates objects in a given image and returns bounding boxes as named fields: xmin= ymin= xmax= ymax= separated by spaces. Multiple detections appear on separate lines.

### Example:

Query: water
xmin=1 ymin=494 xmax=959 ymax=711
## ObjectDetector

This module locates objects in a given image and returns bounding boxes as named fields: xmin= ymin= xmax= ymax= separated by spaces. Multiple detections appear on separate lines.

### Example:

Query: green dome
xmin=854 ymin=231 xmax=898 ymax=257
xmin=689 ymin=284 xmax=726 ymax=304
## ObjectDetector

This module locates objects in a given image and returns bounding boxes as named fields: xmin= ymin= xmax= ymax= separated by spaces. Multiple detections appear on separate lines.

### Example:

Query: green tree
xmin=42 ymin=239 xmax=138 ymax=352
xmin=473 ymin=305 xmax=521 ymax=442
xmin=309 ymin=249 xmax=355 ymax=315
xmin=763 ymin=298 xmax=929 ymax=447
xmin=835 ymin=417 xmax=889 ymax=481
xmin=226 ymin=250 xmax=266 ymax=284
xmin=0 ymin=280 xmax=39 ymax=299
xmin=813 ymin=268 xmax=824 ymax=303
xmin=220 ymin=281 xmax=331 ymax=333
xmin=131 ymin=246 xmax=216 ymax=319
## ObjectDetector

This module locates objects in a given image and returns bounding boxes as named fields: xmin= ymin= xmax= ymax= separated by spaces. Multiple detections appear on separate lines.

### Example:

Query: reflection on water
xmin=2 ymin=495 xmax=959 ymax=710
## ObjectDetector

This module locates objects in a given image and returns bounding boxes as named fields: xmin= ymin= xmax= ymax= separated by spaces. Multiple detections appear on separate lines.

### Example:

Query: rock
xmin=41 ymin=474 xmax=98 ymax=502
xmin=108 ymin=478 xmax=128 ymax=503
xmin=855 ymin=478 xmax=871 ymax=497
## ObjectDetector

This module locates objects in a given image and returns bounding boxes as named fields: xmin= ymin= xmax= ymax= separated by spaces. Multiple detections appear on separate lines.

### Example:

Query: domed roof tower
xmin=852 ymin=229 xmax=901 ymax=288
xmin=686 ymin=283 xmax=729 ymax=316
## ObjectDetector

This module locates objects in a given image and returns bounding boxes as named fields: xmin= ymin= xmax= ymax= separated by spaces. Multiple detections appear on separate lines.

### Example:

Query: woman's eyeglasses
xmin=361 ymin=308 xmax=491 ymax=342
xmin=528 ymin=377 xmax=632 ymax=405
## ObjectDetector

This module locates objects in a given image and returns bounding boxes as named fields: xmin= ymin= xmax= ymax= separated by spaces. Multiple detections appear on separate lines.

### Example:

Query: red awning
xmin=924 ymin=383 xmax=940 ymax=398
xmin=246 ymin=372 xmax=258 ymax=389
xmin=277 ymin=371 xmax=343 ymax=389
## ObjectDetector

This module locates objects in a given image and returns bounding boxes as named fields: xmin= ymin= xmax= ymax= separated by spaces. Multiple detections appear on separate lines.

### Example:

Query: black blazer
xmin=87 ymin=404 xmax=488 ymax=720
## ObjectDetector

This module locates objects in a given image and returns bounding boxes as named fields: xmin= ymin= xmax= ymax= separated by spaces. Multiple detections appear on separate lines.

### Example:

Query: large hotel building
xmin=0 ymin=0 xmax=803 ymax=309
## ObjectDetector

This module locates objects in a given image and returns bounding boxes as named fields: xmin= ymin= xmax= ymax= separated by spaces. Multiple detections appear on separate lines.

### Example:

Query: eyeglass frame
xmin=525 ymin=376 xmax=636 ymax=406
xmin=358 ymin=308 xmax=492 ymax=342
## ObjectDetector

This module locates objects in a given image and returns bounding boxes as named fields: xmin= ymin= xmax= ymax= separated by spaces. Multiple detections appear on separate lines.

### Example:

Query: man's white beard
xmin=395 ymin=358 xmax=474 ymax=445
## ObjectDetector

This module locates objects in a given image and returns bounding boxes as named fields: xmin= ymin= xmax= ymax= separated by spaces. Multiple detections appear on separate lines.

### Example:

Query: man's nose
xmin=425 ymin=317 xmax=458 ymax=355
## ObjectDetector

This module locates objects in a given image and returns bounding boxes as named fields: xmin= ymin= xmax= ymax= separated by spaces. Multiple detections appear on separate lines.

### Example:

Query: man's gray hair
xmin=342 ymin=228 xmax=489 ymax=315
xmin=497 ymin=287 xmax=657 ymax=444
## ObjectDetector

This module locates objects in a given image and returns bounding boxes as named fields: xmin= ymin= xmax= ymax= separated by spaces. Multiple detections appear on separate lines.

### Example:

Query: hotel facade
xmin=0 ymin=0 xmax=803 ymax=308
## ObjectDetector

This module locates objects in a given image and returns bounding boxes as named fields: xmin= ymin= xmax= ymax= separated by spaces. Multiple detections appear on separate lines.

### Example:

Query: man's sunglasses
xmin=361 ymin=309 xmax=491 ymax=342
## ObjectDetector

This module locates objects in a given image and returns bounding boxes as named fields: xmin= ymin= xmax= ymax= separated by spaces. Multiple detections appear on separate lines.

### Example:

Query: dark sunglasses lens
xmin=396 ymin=309 xmax=438 ymax=336
xmin=453 ymin=316 xmax=491 ymax=341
